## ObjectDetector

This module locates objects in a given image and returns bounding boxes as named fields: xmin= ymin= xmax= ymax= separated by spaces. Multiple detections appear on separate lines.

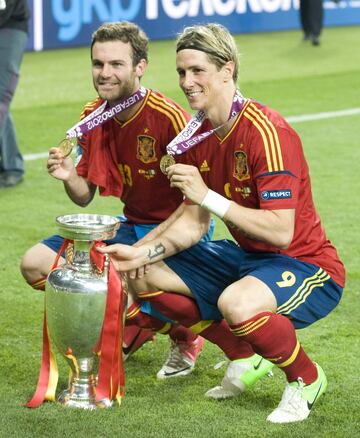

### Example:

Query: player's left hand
xmin=167 ymin=164 xmax=208 ymax=205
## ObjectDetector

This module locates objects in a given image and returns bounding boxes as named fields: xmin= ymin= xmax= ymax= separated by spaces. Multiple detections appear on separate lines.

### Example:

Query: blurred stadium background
xmin=27 ymin=0 xmax=360 ymax=51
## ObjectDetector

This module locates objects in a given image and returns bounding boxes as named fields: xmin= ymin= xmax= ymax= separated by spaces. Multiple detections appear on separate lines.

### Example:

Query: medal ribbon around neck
xmin=66 ymin=86 xmax=147 ymax=138
xmin=166 ymin=91 xmax=247 ymax=156
xmin=58 ymin=86 xmax=147 ymax=157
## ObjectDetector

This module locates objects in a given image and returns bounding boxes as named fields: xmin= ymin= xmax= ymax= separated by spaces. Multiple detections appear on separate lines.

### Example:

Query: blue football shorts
xmin=42 ymin=216 xmax=215 ymax=323
xmin=164 ymin=239 xmax=343 ymax=329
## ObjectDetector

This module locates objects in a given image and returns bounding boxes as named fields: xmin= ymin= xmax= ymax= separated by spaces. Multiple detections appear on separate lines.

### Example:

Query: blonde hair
xmin=176 ymin=23 xmax=239 ymax=82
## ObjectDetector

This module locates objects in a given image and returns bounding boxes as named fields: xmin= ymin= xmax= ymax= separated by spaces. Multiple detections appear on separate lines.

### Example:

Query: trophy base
xmin=58 ymin=389 xmax=113 ymax=410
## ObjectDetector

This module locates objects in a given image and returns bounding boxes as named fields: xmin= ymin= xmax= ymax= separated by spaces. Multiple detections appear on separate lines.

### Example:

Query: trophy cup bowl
xmin=45 ymin=214 xmax=120 ymax=409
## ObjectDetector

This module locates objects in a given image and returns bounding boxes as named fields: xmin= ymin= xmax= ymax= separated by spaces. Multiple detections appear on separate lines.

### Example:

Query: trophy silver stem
xmin=45 ymin=214 xmax=120 ymax=409
xmin=58 ymin=358 xmax=98 ymax=409
xmin=71 ymin=240 xmax=93 ymax=271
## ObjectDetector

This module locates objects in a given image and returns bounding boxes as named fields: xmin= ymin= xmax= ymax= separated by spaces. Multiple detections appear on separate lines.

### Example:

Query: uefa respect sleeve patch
xmin=261 ymin=189 xmax=292 ymax=200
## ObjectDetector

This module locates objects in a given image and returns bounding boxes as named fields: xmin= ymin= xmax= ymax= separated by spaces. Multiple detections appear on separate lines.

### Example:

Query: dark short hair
xmin=91 ymin=21 xmax=148 ymax=66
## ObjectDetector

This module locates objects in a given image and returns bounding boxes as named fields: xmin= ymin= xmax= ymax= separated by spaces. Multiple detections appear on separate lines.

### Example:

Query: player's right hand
xmin=47 ymin=147 xmax=75 ymax=180
xmin=96 ymin=243 xmax=148 ymax=273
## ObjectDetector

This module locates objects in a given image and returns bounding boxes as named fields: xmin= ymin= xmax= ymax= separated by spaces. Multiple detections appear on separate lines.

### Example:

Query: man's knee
xmin=126 ymin=276 xmax=151 ymax=297
xmin=124 ymin=262 xmax=191 ymax=299
xmin=218 ymin=284 xmax=249 ymax=323
xmin=20 ymin=244 xmax=57 ymax=284
xmin=218 ymin=278 xmax=277 ymax=324
xmin=20 ymin=248 xmax=37 ymax=283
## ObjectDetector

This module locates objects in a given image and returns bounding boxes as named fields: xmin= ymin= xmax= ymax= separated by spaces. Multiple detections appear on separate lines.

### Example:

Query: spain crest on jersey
xmin=137 ymin=135 xmax=157 ymax=164
xmin=233 ymin=150 xmax=250 ymax=181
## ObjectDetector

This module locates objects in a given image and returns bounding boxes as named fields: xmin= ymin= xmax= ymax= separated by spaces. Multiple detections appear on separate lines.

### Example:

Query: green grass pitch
xmin=0 ymin=26 xmax=359 ymax=437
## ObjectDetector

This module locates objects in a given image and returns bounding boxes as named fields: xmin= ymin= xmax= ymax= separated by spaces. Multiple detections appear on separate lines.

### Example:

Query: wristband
xmin=201 ymin=189 xmax=231 ymax=219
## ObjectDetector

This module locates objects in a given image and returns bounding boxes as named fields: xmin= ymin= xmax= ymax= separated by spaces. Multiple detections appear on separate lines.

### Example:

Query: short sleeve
xmin=250 ymin=124 xmax=303 ymax=210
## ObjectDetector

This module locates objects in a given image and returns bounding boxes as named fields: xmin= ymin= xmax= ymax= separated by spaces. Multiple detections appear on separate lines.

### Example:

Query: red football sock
xmin=230 ymin=312 xmax=317 ymax=384
xmin=138 ymin=290 xmax=254 ymax=361
xmin=168 ymin=324 xmax=197 ymax=343
xmin=30 ymin=277 xmax=47 ymax=291
xmin=125 ymin=302 xmax=197 ymax=343
xmin=126 ymin=302 xmax=168 ymax=332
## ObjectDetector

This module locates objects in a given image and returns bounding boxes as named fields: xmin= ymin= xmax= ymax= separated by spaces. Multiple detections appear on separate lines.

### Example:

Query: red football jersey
xmin=76 ymin=89 xmax=190 ymax=224
xmin=183 ymin=99 xmax=345 ymax=287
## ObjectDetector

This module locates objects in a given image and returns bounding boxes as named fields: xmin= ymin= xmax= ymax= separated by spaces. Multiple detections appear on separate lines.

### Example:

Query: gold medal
xmin=160 ymin=154 xmax=176 ymax=174
xmin=58 ymin=137 xmax=77 ymax=158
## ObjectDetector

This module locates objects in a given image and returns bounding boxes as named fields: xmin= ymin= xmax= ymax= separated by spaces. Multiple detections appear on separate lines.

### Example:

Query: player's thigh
xmin=241 ymin=253 xmax=342 ymax=328
xmin=129 ymin=261 xmax=193 ymax=298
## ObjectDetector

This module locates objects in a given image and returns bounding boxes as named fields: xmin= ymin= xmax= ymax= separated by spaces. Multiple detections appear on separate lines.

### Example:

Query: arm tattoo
xmin=147 ymin=243 xmax=166 ymax=261
xmin=225 ymin=220 xmax=241 ymax=232
xmin=225 ymin=220 xmax=252 ymax=239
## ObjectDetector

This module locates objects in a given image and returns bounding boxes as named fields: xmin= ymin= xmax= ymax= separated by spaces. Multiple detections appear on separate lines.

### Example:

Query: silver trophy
xmin=45 ymin=214 xmax=120 ymax=409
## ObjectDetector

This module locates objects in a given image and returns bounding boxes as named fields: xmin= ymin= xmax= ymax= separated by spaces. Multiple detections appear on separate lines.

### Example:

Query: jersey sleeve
xmin=249 ymin=119 xmax=302 ymax=210
xmin=75 ymin=134 xmax=89 ymax=176
xmin=74 ymin=98 xmax=102 ymax=178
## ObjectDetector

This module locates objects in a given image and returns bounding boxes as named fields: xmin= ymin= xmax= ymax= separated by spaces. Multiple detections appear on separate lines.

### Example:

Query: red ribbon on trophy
xmin=26 ymin=239 xmax=125 ymax=408
xmin=91 ymin=242 xmax=125 ymax=404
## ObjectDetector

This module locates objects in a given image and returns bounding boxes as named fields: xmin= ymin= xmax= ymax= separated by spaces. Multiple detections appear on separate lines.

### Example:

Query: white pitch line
xmin=24 ymin=107 xmax=360 ymax=162
xmin=24 ymin=152 xmax=49 ymax=161
xmin=286 ymin=107 xmax=360 ymax=124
